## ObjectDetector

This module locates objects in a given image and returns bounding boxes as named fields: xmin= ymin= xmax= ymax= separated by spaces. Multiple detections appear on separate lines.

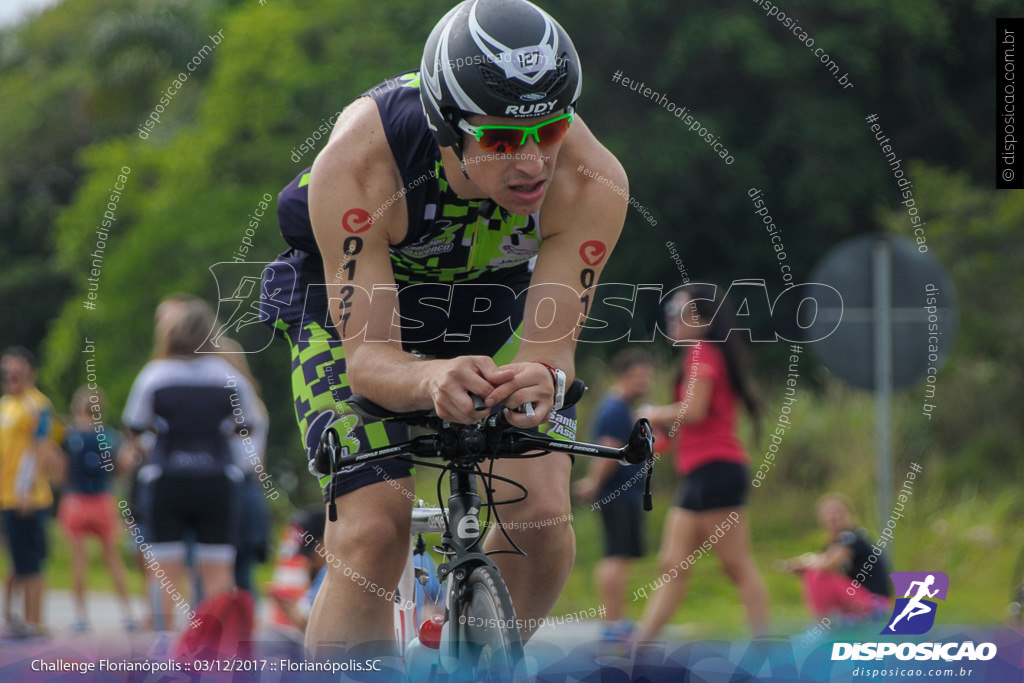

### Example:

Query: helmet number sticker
xmin=497 ymin=44 xmax=558 ymax=84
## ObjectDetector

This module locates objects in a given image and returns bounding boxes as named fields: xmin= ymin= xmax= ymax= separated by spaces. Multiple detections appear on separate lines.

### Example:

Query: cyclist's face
xmin=460 ymin=111 xmax=566 ymax=214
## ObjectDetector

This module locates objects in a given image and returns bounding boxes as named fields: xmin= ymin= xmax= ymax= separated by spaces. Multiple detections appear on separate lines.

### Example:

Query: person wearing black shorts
xmin=0 ymin=346 xmax=59 ymax=638
xmin=123 ymin=298 xmax=262 ymax=630
xmin=635 ymin=285 xmax=770 ymax=640
xmin=674 ymin=460 xmax=751 ymax=512
xmin=573 ymin=349 xmax=653 ymax=640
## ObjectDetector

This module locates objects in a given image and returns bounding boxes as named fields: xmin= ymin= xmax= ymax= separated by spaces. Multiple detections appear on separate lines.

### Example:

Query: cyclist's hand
xmin=484 ymin=362 xmax=554 ymax=428
xmin=426 ymin=356 xmax=511 ymax=424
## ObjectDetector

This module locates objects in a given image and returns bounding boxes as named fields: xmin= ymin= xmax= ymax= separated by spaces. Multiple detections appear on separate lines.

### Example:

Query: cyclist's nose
xmin=513 ymin=138 xmax=546 ymax=174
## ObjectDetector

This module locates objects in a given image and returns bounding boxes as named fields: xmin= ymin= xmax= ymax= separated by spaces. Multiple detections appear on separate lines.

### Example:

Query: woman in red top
xmin=636 ymin=285 xmax=770 ymax=639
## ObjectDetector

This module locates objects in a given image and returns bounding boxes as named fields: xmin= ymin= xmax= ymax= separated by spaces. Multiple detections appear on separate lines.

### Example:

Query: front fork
xmin=436 ymin=467 xmax=504 ymax=661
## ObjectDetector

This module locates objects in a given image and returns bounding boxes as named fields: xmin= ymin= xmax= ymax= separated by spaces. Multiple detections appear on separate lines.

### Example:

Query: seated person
xmin=781 ymin=493 xmax=892 ymax=620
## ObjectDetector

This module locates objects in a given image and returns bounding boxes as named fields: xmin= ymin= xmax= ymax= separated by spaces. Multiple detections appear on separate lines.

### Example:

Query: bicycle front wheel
xmin=453 ymin=565 xmax=524 ymax=679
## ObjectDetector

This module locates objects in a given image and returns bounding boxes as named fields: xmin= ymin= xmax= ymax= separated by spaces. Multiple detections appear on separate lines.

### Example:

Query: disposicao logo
xmin=831 ymin=570 xmax=997 ymax=662
xmin=882 ymin=571 xmax=949 ymax=635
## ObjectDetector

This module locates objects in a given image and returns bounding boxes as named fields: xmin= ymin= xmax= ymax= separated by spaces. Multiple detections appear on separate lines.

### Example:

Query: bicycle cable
xmin=474 ymin=456 xmax=531 ymax=559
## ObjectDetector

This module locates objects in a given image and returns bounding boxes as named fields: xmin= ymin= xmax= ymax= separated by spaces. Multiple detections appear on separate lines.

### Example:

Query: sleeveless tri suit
xmin=261 ymin=72 xmax=577 ymax=498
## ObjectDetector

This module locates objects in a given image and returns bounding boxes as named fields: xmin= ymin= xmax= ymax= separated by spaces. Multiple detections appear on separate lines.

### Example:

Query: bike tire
xmin=453 ymin=564 xmax=524 ymax=680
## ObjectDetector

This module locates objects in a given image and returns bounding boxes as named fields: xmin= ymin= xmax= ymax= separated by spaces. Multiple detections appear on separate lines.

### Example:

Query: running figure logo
xmin=882 ymin=571 xmax=950 ymax=635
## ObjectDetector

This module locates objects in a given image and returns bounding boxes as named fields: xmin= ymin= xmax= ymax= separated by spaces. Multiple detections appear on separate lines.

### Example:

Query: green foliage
xmin=879 ymin=164 xmax=1024 ymax=491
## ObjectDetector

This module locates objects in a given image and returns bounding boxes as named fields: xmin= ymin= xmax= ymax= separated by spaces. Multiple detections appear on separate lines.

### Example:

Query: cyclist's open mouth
xmin=508 ymin=179 xmax=546 ymax=202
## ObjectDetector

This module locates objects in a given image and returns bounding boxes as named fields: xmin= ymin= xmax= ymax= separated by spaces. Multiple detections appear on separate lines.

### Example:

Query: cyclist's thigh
xmin=323 ymin=480 xmax=414 ymax=554
xmin=282 ymin=319 xmax=412 ymax=500
xmin=490 ymin=451 xmax=573 ymax=521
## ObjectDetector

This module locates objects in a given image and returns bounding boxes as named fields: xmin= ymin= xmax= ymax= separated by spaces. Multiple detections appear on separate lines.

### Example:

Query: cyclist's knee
xmin=515 ymin=493 xmax=572 ymax=529
xmin=510 ymin=513 xmax=575 ymax=564
xmin=324 ymin=508 xmax=410 ymax=565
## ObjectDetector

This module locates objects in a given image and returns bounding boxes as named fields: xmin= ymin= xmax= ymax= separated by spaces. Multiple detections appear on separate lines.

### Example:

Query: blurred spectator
xmin=267 ymin=507 xmax=328 ymax=635
xmin=636 ymin=285 xmax=770 ymax=640
xmin=122 ymin=298 xmax=260 ymax=630
xmin=1 ymin=346 xmax=60 ymax=638
xmin=121 ymin=293 xmax=205 ymax=629
xmin=217 ymin=337 xmax=271 ymax=596
xmin=57 ymin=386 xmax=138 ymax=633
xmin=573 ymin=348 xmax=653 ymax=641
xmin=780 ymin=493 xmax=892 ymax=620
xmin=116 ymin=419 xmax=160 ymax=628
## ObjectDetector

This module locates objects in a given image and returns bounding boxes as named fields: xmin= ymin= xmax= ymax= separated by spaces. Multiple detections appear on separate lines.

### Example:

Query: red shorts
xmin=58 ymin=492 xmax=118 ymax=542
xmin=801 ymin=567 xmax=892 ymax=619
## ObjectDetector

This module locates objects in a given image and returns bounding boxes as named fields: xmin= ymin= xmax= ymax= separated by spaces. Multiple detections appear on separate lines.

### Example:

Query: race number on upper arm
xmin=307 ymin=98 xmax=406 ymax=350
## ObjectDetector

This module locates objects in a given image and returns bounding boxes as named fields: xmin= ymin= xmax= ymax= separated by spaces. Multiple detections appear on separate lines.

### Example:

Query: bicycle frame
xmin=391 ymin=454 xmax=530 ymax=664
xmin=320 ymin=384 xmax=655 ymax=669
xmin=394 ymin=506 xmax=446 ymax=653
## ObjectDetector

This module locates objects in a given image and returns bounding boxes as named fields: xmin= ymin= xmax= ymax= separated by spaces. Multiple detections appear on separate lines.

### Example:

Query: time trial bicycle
xmin=315 ymin=379 xmax=655 ymax=680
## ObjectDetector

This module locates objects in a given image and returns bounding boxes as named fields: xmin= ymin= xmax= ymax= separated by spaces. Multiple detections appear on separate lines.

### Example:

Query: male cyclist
xmin=262 ymin=0 xmax=627 ymax=653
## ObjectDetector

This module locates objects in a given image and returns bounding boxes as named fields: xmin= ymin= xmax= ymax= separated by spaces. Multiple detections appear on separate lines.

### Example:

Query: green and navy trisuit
xmin=262 ymin=72 xmax=577 ymax=501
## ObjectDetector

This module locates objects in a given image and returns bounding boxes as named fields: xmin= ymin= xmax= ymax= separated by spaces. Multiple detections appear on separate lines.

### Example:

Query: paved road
xmin=3 ymin=590 xmax=827 ymax=677
xmin=1 ymin=589 xmax=608 ymax=666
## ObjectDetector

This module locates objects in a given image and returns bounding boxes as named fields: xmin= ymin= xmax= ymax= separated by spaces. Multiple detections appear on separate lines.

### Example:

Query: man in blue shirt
xmin=573 ymin=349 xmax=653 ymax=639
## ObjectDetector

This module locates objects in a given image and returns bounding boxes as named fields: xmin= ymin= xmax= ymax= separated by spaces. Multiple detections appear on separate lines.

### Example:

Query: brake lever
xmin=626 ymin=418 xmax=656 ymax=512
xmin=321 ymin=428 xmax=340 ymax=522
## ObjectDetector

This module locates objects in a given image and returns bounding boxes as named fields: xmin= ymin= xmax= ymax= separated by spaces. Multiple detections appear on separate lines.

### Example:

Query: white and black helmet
xmin=420 ymin=0 xmax=582 ymax=154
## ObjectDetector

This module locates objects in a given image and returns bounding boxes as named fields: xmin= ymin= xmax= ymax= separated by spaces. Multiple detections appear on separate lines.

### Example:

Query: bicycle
xmin=315 ymin=379 xmax=655 ymax=679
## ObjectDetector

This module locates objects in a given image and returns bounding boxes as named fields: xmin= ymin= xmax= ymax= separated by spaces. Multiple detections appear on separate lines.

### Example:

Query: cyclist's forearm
xmin=510 ymin=343 xmax=575 ymax=379
xmin=346 ymin=344 xmax=437 ymax=412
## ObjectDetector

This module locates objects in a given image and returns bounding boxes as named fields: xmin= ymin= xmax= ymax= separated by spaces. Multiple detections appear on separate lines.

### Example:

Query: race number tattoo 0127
xmin=579 ymin=267 xmax=595 ymax=317
xmin=335 ymin=216 xmax=366 ymax=335
xmin=340 ymin=235 xmax=363 ymax=281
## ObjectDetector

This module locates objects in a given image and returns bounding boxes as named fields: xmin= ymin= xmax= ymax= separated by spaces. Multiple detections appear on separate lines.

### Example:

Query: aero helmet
xmin=420 ymin=0 xmax=582 ymax=156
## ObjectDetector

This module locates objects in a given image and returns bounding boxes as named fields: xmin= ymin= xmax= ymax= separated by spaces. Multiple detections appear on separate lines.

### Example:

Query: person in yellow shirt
xmin=1 ymin=346 xmax=59 ymax=638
